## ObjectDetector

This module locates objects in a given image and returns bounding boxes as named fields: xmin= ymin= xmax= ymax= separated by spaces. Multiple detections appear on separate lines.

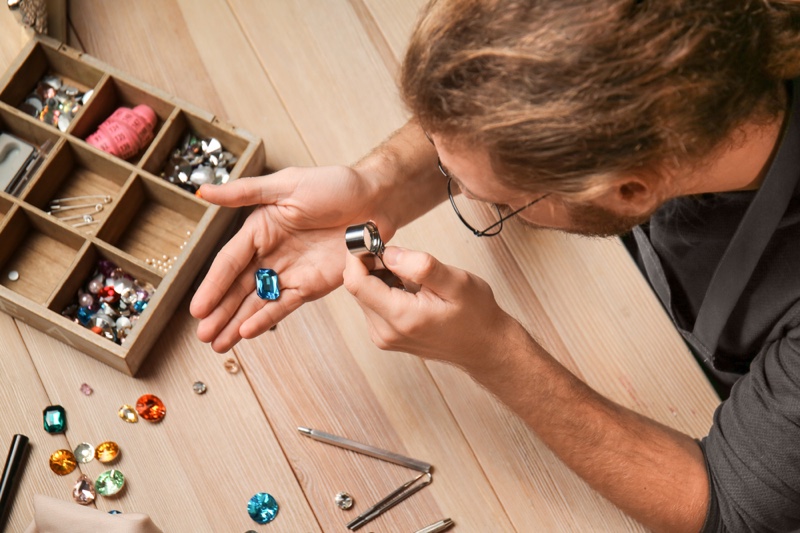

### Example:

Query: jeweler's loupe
xmin=345 ymin=221 xmax=405 ymax=289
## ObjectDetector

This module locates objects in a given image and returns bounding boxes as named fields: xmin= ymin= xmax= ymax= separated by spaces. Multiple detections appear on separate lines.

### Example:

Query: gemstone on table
xmin=74 ymin=442 xmax=95 ymax=464
xmin=248 ymin=492 xmax=279 ymax=524
xmin=135 ymin=394 xmax=166 ymax=422
xmin=335 ymin=492 xmax=354 ymax=510
xmin=95 ymin=469 xmax=125 ymax=496
xmin=49 ymin=449 xmax=77 ymax=475
xmin=72 ymin=474 xmax=96 ymax=505
xmin=79 ymin=383 xmax=93 ymax=396
xmin=255 ymin=269 xmax=280 ymax=300
xmin=118 ymin=404 xmax=138 ymax=423
xmin=192 ymin=381 xmax=207 ymax=395
xmin=108 ymin=510 xmax=122 ymax=514
xmin=43 ymin=405 xmax=67 ymax=433
xmin=95 ymin=441 xmax=120 ymax=463
xmin=223 ymin=358 xmax=240 ymax=374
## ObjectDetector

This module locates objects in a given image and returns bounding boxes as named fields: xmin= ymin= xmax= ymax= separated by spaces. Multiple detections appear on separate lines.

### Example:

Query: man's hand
xmin=343 ymin=245 xmax=514 ymax=367
xmin=190 ymin=165 xmax=390 ymax=353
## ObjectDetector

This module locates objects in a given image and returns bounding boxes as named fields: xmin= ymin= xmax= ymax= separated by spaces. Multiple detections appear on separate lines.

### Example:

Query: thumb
xmin=382 ymin=247 xmax=459 ymax=296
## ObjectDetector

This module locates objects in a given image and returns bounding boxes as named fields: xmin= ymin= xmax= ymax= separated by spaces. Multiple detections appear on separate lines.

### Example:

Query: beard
xmin=562 ymin=201 xmax=654 ymax=237
xmin=514 ymin=200 xmax=655 ymax=238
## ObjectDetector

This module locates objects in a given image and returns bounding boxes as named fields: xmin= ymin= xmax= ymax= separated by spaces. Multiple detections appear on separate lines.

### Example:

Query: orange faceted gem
xmin=135 ymin=394 xmax=166 ymax=422
xmin=49 ymin=449 xmax=77 ymax=475
xmin=95 ymin=441 xmax=120 ymax=463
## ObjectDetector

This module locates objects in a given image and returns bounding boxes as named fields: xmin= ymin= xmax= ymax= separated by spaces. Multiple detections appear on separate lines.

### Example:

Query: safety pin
xmin=49 ymin=194 xmax=112 ymax=206
xmin=73 ymin=217 xmax=99 ymax=229
xmin=47 ymin=203 xmax=104 ymax=215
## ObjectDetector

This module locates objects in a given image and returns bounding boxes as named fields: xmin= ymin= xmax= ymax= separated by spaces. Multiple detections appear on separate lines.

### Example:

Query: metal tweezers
xmin=298 ymin=427 xmax=433 ymax=530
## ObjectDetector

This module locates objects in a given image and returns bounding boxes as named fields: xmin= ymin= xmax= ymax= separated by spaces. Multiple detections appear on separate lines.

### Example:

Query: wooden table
xmin=0 ymin=2 xmax=720 ymax=531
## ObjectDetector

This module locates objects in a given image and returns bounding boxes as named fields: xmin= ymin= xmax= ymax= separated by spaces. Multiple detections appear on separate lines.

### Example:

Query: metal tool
xmin=347 ymin=472 xmax=432 ymax=531
xmin=298 ymin=427 xmax=431 ymax=473
xmin=298 ymin=426 xmax=434 ymax=530
xmin=414 ymin=518 xmax=455 ymax=533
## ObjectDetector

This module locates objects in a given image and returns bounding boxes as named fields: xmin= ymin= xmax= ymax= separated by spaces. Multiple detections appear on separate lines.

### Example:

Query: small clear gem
xmin=49 ymin=449 xmax=77 ymax=475
xmin=192 ymin=381 xmax=207 ymax=394
xmin=255 ymin=269 xmax=280 ymax=300
xmin=43 ymin=405 xmax=67 ymax=433
xmin=334 ymin=492 xmax=354 ymax=510
xmin=79 ymin=383 xmax=93 ymax=395
xmin=135 ymin=394 xmax=166 ymax=422
xmin=224 ymin=358 xmax=240 ymax=374
xmin=74 ymin=442 xmax=95 ymax=463
xmin=118 ymin=404 xmax=138 ymax=423
xmin=72 ymin=475 xmax=96 ymax=505
xmin=95 ymin=469 xmax=125 ymax=496
xmin=248 ymin=492 xmax=279 ymax=524
xmin=95 ymin=441 xmax=120 ymax=463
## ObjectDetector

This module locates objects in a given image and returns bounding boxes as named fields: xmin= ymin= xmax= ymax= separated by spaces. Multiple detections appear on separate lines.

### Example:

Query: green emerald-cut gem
xmin=43 ymin=405 xmax=67 ymax=433
xmin=95 ymin=469 xmax=125 ymax=496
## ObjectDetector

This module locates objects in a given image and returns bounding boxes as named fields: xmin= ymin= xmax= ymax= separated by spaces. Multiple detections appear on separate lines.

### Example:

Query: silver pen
xmin=297 ymin=427 xmax=432 ymax=473
xmin=415 ymin=518 xmax=455 ymax=533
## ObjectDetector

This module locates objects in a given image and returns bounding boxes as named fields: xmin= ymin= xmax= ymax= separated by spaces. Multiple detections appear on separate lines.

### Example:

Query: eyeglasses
xmin=438 ymin=157 xmax=547 ymax=237
xmin=424 ymin=130 xmax=546 ymax=237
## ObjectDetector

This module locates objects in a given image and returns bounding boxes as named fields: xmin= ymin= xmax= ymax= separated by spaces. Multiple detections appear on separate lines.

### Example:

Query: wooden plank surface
xmin=0 ymin=1 xmax=720 ymax=531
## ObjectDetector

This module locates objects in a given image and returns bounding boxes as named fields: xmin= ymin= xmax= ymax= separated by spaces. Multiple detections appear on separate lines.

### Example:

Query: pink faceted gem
xmin=80 ymin=383 xmax=93 ymax=396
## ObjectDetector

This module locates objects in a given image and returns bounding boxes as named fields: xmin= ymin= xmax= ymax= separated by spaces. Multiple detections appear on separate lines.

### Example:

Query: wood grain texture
xmin=0 ymin=1 xmax=723 ymax=531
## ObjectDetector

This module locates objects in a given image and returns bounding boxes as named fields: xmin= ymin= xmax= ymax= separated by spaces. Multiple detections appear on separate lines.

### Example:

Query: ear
xmin=597 ymin=176 xmax=662 ymax=216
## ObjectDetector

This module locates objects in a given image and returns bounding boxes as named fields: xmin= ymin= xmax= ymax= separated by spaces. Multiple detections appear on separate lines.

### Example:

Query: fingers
xmin=190 ymin=228 xmax=256 ymax=319
xmin=343 ymin=252 xmax=408 ymax=316
xmin=197 ymin=169 xmax=298 ymax=208
xmin=381 ymin=246 xmax=466 ymax=299
xmin=239 ymin=291 xmax=303 ymax=339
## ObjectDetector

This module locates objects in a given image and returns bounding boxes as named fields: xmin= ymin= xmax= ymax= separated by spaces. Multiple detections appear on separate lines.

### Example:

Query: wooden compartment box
xmin=0 ymin=36 xmax=265 ymax=375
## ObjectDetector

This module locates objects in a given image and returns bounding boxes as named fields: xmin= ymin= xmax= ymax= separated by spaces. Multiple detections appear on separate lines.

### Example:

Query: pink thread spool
xmin=86 ymin=104 xmax=157 ymax=160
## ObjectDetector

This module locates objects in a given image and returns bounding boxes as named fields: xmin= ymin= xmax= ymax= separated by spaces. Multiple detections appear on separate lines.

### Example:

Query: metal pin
xmin=47 ymin=203 xmax=104 ymax=215
xmin=49 ymin=194 xmax=112 ymax=205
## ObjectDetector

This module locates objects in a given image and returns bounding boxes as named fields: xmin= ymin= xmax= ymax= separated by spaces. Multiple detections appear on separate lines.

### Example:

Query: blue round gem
xmin=108 ymin=510 xmax=122 ymax=514
xmin=248 ymin=492 xmax=279 ymax=524
xmin=133 ymin=300 xmax=148 ymax=313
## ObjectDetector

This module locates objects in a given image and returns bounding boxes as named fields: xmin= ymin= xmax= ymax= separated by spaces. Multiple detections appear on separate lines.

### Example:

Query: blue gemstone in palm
xmin=248 ymin=492 xmax=279 ymax=524
xmin=255 ymin=269 xmax=280 ymax=300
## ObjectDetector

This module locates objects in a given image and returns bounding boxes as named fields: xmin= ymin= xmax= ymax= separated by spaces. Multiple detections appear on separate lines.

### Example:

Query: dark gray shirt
xmin=630 ymin=81 xmax=800 ymax=532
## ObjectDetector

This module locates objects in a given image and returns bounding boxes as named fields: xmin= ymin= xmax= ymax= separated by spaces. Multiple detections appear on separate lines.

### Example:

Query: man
xmin=190 ymin=1 xmax=800 ymax=530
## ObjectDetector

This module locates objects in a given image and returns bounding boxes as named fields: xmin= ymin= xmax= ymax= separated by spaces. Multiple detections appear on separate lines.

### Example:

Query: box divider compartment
xmin=0 ymin=39 xmax=104 ymax=111
xmin=20 ymin=140 xmax=135 ymax=237
xmin=0 ymin=206 xmax=84 ymax=304
xmin=70 ymin=76 xmax=175 ymax=166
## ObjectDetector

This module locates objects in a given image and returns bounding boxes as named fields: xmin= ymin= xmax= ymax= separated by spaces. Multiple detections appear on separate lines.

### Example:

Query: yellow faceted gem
xmin=95 ymin=441 xmax=120 ymax=463
xmin=49 ymin=449 xmax=77 ymax=476
xmin=118 ymin=404 xmax=138 ymax=423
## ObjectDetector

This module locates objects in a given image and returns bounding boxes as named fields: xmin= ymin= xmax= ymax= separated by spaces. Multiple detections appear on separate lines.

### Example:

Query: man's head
xmin=402 ymin=0 xmax=800 ymax=235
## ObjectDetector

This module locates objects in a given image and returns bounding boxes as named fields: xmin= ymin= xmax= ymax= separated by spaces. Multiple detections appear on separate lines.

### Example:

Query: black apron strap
xmin=692 ymin=82 xmax=800 ymax=354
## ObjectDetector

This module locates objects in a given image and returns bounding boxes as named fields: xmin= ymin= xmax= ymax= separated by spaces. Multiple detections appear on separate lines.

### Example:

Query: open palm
xmin=190 ymin=165 xmax=388 ymax=352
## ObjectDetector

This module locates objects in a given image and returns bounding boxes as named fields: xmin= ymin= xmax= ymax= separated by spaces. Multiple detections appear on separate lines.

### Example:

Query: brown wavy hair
xmin=401 ymin=0 xmax=800 ymax=197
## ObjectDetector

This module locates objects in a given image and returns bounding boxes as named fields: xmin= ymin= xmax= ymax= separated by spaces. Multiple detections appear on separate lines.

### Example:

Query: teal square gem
xmin=43 ymin=405 xmax=67 ymax=433
xmin=255 ymin=269 xmax=280 ymax=300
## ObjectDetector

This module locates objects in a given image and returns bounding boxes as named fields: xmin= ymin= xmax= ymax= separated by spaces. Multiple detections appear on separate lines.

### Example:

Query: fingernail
xmin=383 ymin=247 xmax=403 ymax=267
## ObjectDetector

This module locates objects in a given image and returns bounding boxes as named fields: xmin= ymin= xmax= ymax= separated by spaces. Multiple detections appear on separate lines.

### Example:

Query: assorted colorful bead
xmin=61 ymin=260 xmax=154 ymax=344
